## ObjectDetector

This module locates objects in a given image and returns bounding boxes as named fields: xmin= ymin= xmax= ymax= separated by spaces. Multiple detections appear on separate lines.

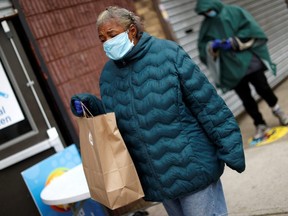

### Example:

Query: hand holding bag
xmin=77 ymin=103 xmax=144 ymax=210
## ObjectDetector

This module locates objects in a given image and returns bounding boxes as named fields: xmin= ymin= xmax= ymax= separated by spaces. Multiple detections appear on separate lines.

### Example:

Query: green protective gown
xmin=195 ymin=0 xmax=276 ymax=92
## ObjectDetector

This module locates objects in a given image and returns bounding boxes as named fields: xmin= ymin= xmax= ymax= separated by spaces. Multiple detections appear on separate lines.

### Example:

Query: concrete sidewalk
xmin=222 ymin=139 xmax=288 ymax=216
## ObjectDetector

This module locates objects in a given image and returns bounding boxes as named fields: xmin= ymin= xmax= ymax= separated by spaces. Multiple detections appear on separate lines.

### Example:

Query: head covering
xmin=195 ymin=0 xmax=224 ymax=14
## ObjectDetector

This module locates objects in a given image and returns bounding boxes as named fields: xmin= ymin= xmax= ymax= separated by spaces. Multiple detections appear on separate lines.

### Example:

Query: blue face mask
xmin=103 ymin=31 xmax=134 ymax=60
xmin=206 ymin=10 xmax=217 ymax=17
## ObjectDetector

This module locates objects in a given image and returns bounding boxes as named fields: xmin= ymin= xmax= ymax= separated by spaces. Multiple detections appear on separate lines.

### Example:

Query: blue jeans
xmin=162 ymin=180 xmax=228 ymax=216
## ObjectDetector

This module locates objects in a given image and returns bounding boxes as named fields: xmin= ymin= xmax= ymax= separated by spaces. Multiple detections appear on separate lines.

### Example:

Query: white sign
xmin=0 ymin=62 xmax=25 ymax=130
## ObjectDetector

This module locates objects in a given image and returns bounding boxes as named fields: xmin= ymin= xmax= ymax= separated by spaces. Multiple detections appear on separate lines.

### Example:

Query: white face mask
xmin=103 ymin=31 xmax=134 ymax=60
xmin=206 ymin=10 xmax=217 ymax=17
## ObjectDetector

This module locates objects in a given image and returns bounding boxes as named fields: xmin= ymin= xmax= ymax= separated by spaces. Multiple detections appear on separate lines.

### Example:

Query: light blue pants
xmin=162 ymin=180 xmax=228 ymax=216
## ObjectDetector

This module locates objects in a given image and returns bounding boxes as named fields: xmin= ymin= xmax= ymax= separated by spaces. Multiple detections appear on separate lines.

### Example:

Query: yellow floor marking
xmin=248 ymin=126 xmax=288 ymax=147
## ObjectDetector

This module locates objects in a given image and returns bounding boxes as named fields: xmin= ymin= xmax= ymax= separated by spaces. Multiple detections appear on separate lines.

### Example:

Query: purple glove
xmin=220 ymin=39 xmax=233 ymax=50
xmin=211 ymin=39 xmax=222 ymax=51
xmin=74 ymin=100 xmax=83 ymax=115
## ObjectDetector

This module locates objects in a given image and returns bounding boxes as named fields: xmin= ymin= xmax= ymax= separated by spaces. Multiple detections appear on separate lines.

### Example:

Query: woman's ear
xmin=129 ymin=24 xmax=137 ymax=39
xmin=128 ymin=24 xmax=140 ymax=45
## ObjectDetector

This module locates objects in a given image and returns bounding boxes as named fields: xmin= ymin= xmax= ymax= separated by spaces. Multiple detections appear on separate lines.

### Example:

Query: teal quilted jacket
xmin=99 ymin=32 xmax=245 ymax=201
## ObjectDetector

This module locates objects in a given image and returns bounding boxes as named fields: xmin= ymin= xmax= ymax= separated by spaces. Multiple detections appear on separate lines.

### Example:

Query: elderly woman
xmin=73 ymin=6 xmax=245 ymax=216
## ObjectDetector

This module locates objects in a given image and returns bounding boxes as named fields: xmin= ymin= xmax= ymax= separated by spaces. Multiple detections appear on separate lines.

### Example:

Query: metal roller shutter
xmin=159 ymin=0 xmax=288 ymax=116
xmin=0 ymin=0 xmax=17 ymax=19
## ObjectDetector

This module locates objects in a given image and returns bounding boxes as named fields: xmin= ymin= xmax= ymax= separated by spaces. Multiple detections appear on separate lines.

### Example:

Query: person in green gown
xmin=195 ymin=0 xmax=288 ymax=140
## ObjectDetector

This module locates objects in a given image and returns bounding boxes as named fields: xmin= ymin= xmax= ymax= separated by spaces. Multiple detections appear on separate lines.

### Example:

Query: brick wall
xmin=18 ymin=0 xmax=135 ymax=128
xmin=134 ymin=0 xmax=167 ymax=39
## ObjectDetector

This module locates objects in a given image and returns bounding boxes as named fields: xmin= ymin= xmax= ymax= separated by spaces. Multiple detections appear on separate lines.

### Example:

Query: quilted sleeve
xmin=175 ymin=45 xmax=245 ymax=173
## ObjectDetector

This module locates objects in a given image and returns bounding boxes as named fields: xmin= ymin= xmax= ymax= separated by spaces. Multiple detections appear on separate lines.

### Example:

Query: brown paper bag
xmin=77 ymin=111 xmax=144 ymax=210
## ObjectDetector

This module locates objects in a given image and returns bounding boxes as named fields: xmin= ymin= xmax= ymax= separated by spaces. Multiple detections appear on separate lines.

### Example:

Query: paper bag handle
xmin=81 ymin=102 xmax=94 ymax=118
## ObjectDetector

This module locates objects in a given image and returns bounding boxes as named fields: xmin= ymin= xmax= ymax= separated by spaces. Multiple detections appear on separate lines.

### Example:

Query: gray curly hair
xmin=96 ymin=6 xmax=144 ymax=37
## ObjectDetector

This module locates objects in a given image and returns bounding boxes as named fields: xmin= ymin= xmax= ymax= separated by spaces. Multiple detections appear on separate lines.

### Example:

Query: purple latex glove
xmin=74 ymin=100 xmax=83 ymax=115
xmin=211 ymin=39 xmax=222 ymax=50
xmin=220 ymin=39 xmax=233 ymax=50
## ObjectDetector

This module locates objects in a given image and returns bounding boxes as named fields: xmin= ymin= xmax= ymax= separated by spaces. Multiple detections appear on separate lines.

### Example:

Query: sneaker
xmin=253 ymin=124 xmax=270 ymax=140
xmin=273 ymin=108 xmax=288 ymax=125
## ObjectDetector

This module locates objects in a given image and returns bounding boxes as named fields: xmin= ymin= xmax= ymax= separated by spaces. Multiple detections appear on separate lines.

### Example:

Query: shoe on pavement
xmin=253 ymin=124 xmax=270 ymax=140
xmin=273 ymin=108 xmax=288 ymax=126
